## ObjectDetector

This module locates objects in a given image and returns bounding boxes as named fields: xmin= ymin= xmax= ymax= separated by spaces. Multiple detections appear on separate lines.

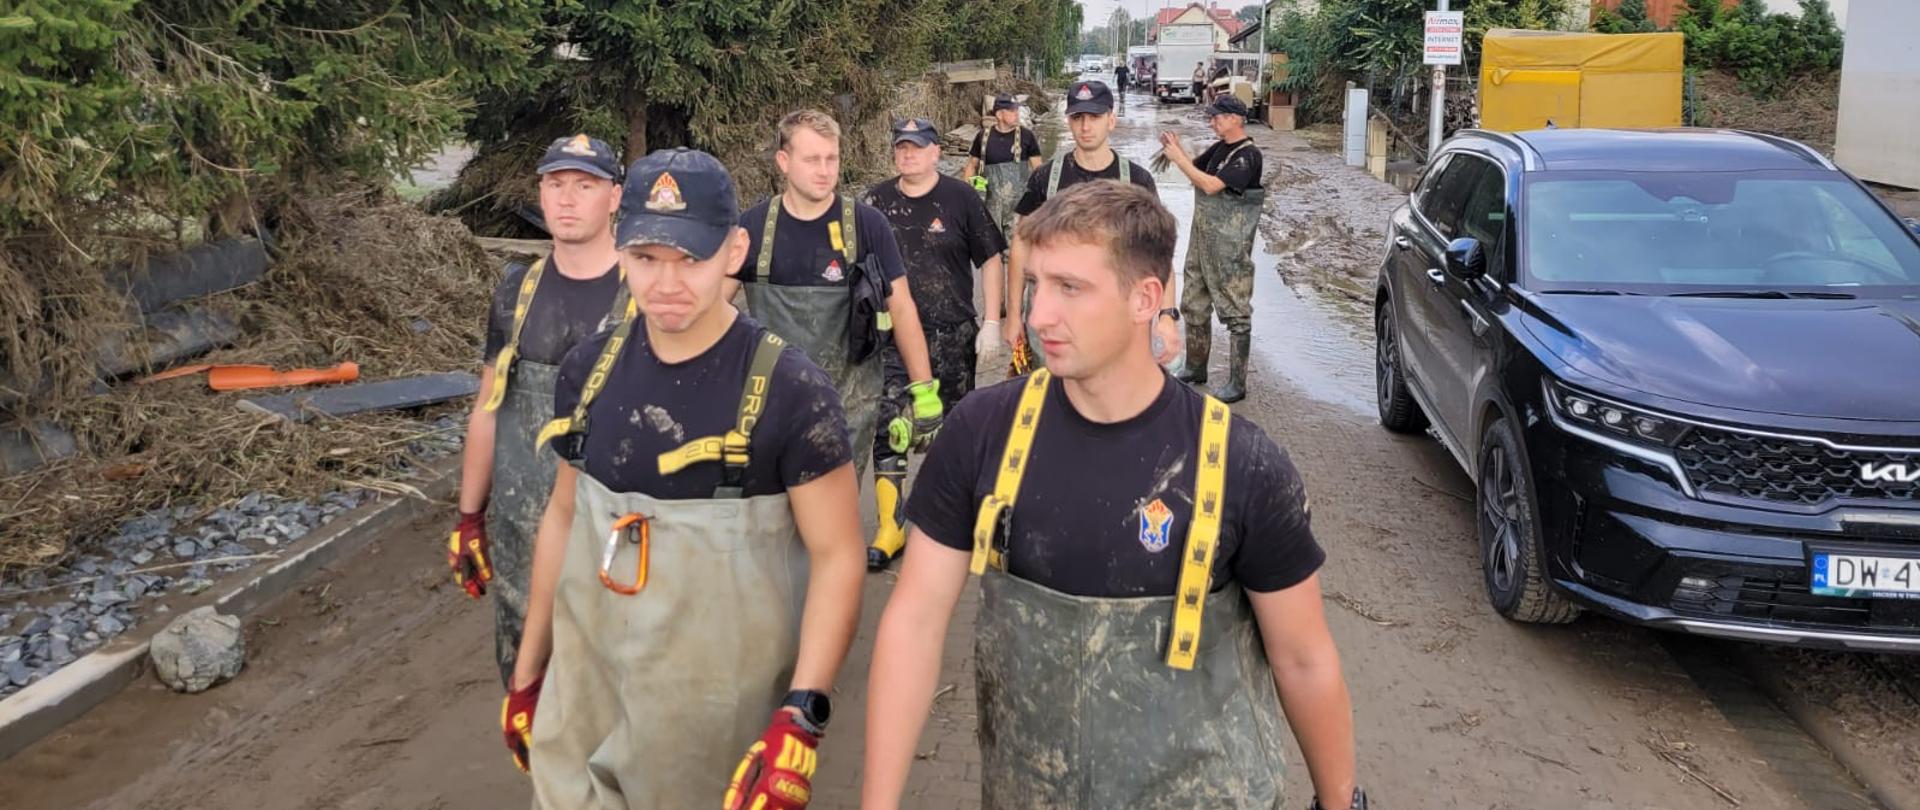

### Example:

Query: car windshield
xmin=1522 ymin=170 xmax=1920 ymax=296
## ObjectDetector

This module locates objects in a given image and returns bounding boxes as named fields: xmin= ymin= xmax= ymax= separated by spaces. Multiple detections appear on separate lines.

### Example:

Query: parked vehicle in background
xmin=1127 ymin=45 xmax=1157 ymax=90
xmin=1079 ymin=53 xmax=1107 ymax=73
xmin=1154 ymin=23 xmax=1213 ymax=102
xmin=1375 ymin=127 xmax=1920 ymax=652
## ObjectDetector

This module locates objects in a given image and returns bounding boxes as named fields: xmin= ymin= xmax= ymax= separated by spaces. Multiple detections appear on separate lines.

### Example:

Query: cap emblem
xmin=646 ymin=172 xmax=687 ymax=212
xmin=903 ymin=120 xmax=919 ymax=132
xmin=1076 ymin=85 xmax=1093 ymax=100
xmin=561 ymin=134 xmax=596 ymax=156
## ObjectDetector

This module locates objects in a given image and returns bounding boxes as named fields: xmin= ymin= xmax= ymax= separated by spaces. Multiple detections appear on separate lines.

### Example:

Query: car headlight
xmin=1547 ymin=380 xmax=1690 ymax=447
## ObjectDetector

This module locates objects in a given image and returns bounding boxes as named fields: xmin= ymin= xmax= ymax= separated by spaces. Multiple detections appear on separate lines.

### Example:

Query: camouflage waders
xmin=981 ymin=129 xmax=1030 ymax=257
xmin=1179 ymin=142 xmax=1264 ymax=402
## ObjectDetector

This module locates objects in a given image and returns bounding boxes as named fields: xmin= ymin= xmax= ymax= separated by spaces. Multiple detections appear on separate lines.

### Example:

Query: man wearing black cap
xmin=450 ymin=133 xmax=632 ymax=689
xmin=961 ymin=95 xmax=1042 ymax=271
xmin=1004 ymin=80 xmax=1178 ymax=368
xmin=860 ymin=118 xmax=1009 ymax=571
xmin=1160 ymin=95 xmax=1267 ymax=403
xmin=505 ymin=148 xmax=865 ymax=809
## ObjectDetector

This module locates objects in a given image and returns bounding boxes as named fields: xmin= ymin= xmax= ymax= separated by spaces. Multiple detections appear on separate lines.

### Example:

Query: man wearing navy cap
xmin=504 ymin=148 xmax=865 ymax=809
xmin=1160 ymin=95 xmax=1267 ymax=403
xmin=1004 ymin=80 xmax=1180 ymax=369
xmin=450 ymin=133 xmax=632 ymax=688
xmin=962 ymin=95 xmax=1043 ymax=262
xmin=860 ymin=118 xmax=1009 ymax=570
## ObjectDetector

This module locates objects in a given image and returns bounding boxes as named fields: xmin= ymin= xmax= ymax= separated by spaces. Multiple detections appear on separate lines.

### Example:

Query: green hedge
xmin=1596 ymin=0 xmax=1842 ymax=97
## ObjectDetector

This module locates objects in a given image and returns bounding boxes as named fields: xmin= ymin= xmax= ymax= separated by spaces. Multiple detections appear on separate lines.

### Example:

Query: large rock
xmin=149 ymin=606 xmax=244 ymax=693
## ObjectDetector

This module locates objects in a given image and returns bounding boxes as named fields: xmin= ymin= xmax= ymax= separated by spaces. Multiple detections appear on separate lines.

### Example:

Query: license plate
xmin=1812 ymin=552 xmax=1920 ymax=598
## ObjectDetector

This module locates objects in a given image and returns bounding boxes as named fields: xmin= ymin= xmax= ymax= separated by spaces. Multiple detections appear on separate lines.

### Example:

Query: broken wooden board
xmin=473 ymin=237 xmax=551 ymax=257
xmin=102 ymin=238 xmax=268 ymax=315
xmin=236 ymin=372 xmax=479 ymax=423
xmin=936 ymin=58 xmax=996 ymax=84
xmin=0 ymin=421 xmax=77 ymax=477
xmin=95 ymin=308 xmax=239 ymax=380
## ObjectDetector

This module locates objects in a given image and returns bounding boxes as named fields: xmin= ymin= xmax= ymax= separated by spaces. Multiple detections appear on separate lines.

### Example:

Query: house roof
xmin=1150 ymin=4 xmax=1244 ymax=36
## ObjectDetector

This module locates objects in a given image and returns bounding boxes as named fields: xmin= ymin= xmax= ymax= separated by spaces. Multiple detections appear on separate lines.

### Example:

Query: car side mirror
xmin=1444 ymin=237 xmax=1486 ymax=281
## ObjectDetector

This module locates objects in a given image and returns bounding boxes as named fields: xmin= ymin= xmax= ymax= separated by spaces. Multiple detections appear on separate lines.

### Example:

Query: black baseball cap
xmin=891 ymin=117 xmax=939 ymax=148
xmin=1065 ymin=80 xmax=1115 ymax=116
xmin=992 ymin=95 xmax=1019 ymax=112
xmin=615 ymin=148 xmax=738 ymax=260
xmin=537 ymin=134 xmax=621 ymax=180
xmin=1205 ymin=96 xmax=1251 ymax=119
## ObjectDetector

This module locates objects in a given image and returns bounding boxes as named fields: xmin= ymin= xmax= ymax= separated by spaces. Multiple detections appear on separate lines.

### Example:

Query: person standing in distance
xmin=1161 ymin=95 xmax=1267 ymax=403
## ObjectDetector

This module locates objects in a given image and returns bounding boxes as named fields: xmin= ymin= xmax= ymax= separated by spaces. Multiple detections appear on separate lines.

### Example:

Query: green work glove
xmin=887 ymin=379 xmax=945 ymax=454
xmin=969 ymin=175 xmax=988 ymax=196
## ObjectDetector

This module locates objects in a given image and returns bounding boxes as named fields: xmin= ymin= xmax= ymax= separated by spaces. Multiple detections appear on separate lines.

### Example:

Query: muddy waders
xmin=1178 ymin=143 xmax=1263 ymax=404
xmin=480 ymin=257 xmax=627 ymax=688
xmin=981 ymin=131 xmax=1030 ymax=258
xmin=528 ymin=325 xmax=807 ymax=809
xmin=745 ymin=198 xmax=885 ymax=480
xmin=966 ymin=371 xmax=1288 ymax=809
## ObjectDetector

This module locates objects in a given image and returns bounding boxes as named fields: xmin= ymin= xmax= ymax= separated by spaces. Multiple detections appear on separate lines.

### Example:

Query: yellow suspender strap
xmin=969 ymin=369 xmax=1051 ymax=575
xmin=1166 ymin=396 xmax=1232 ymax=670
xmin=655 ymin=331 xmax=787 ymax=476
xmin=483 ymin=257 xmax=546 ymax=412
xmin=533 ymin=295 xmax=639 ymax=449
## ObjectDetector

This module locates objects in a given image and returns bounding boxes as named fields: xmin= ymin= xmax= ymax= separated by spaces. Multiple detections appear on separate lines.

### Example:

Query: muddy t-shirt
xmin=482 ymin=258 xmax=625 ymax=366
xmin=968 ymin=126 xmax=1042 ymax=166
xmin=1196 ymin=138 xmax=1265 ymax=196
xmin=736 ymin=195 xmax=906 ymax=288
xmin=549 ymin=314 xmax=853 ymax=498
xmin=907 ymin=373 xmax=1324 ymax=596
xmin=1013 ymin=152 xmax=1158 ymax=216
xmin=862 ymin=175 xmax=1007 ymax=327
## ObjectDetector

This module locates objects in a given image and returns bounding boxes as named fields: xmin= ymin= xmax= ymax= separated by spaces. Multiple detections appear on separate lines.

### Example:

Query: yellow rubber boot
xmin=868 ymin=475 xmax=907 ymax=571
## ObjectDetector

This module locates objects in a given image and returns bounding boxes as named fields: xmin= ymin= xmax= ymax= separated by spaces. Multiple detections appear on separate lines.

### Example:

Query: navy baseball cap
xmin=891 ymin=117 xmax=939 ymax=148
xmin=1065 ymin=81 xmax=1114 ymax=116
xmin=992 ymin=95 xmax=1019 ymax=112
xmin=537 ymin=134 xmax=621 ymax=180
xmin=615 ymin=148 xmax=738 ymax=260
xmin=1205 ymin=96 xmax=1251 ymax=119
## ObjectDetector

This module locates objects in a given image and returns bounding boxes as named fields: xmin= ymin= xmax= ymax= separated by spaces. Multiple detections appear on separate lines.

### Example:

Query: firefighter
xmin=1002 ymin=80 xmax=1180 ymax=369
xmin=1161 ymin=95 xmax=1266 ymax=403
xmin=961 ymin=95 xmax=1043 ymax=264
xmin=733 ymin=110 xmax=945 ymax=490
xmin=860 ymin=117 xmax=1009 ymax=571
xmin=504 ymin=148 xmax=866 ymax=809
xmin=861 ymin=181 xmax=1366 ymax=810
xmin=450 ymin=134 xmax=630 ymax=688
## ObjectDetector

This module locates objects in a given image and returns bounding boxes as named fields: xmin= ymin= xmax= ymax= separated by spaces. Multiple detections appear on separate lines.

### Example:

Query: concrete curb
xmin=1741 ymin=647 xmax=1920 ymax=810
xmin=0 ymin=457 xmax=460 ymax=762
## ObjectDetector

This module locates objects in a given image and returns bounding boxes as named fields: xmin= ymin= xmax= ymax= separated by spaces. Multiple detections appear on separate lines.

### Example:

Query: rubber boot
xmin=1211 ymin=332 xmax=1250 ymax=404
xmin=1175 ymin=324 xmax=1209 ymax=385
xmin=867 ymin=475 xmax=907 ymax=571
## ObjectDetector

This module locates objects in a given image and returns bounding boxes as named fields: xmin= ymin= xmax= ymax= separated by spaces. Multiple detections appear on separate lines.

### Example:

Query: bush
xmin=1672 ymin=0 xmax=1843 ymax=97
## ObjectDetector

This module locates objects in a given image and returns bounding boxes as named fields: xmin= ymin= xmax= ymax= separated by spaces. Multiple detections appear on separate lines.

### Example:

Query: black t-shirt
xmin=737 ymin=195 xmax=906 ymax=288
xmin=481 ymin=258 xmax=625 ymax=366
xmin=968 ymin=126 xmax=1042 ymax=167
xmin=1013 ymin=151 xmax=1158 ymax=216
xmin=1196 ymin=138 xmax=1265 ymax=196
xmin=907 ymin=373 xmax=1324 ymax=597
xmin=861 ymin=175 xmax=1008 ymax=327
xmin=550 ymin=314 xmax=852 ymax=498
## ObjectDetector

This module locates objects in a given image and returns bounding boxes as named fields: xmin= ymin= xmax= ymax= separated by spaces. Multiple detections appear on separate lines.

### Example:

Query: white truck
xmin=1154 ymin=23 xmax=1215 ymax=102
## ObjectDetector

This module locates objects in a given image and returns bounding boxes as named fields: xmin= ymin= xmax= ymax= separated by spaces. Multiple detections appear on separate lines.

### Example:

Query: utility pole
xmin=1428 ymin=0 xmax=1450 ymax=160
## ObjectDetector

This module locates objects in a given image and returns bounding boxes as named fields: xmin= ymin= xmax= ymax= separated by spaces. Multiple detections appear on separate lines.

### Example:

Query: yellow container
xmin=1478 ymin=29 xmax=1684 ymax=132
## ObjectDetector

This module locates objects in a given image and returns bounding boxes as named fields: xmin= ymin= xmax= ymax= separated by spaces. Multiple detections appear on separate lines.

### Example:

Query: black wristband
xmin=1159 ymin=307 xmax=1180 ymax=322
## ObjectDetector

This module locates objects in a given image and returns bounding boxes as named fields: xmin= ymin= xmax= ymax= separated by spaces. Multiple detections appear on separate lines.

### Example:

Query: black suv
xmin=1374 ymin=128 xmax=1920 ymax=652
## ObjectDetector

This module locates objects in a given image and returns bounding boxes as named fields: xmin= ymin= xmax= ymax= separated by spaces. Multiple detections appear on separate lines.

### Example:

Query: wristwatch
xmin=1158 ymin=307 xmax=1181 ymax=322
xmin=780 ymin=689 xmax=832 ymax=734
xmin=1308 ymin=787 xmax=1367 ymax=810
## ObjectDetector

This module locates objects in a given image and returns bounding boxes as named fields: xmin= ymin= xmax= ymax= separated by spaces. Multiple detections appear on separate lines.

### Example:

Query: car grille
xmin=1673 ymin=427 xmax=1920 ymax=506
xmin=1673 ymin=574 xmax=1920 ymax=630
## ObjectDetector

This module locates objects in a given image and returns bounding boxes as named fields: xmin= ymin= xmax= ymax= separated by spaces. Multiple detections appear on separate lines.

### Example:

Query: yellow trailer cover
xmin=1478 ymin=29 xmax=1684 ymax=132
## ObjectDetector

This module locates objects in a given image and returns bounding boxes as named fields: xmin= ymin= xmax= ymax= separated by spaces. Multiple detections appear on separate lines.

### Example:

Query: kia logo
xmin=1859 ymin=462 xmax=1920 ymax=484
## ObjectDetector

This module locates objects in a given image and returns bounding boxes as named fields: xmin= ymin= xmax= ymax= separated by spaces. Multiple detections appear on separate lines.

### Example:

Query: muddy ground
xmin=0 ymin=80 xmax=1916 ymax=809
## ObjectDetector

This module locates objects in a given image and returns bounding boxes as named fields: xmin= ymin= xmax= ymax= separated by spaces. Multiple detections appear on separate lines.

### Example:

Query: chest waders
xmin=1012 ymin=153 xmax=1132 ymax=369
xmin=1178 ymin=141 xmax=1265 ymax=402
xmin=965 ymin=370 xmax=1287 ymax=809
xmin=528 ymin=323 xmax=808 ymax=810
xmin=743 ymin=197 xmax=885 ymax=478
xmin=981 ymin=127 xmax=1031 ymax=255
xmin=481 ymin=257 xmax=630 ymax=687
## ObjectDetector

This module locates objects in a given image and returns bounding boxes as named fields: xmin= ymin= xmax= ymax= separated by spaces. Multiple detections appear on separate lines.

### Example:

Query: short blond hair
xmin=777 ymin=109 xmax=842 ymax=152
xmin=1016 ymin=181 xmax=1176 ymax=287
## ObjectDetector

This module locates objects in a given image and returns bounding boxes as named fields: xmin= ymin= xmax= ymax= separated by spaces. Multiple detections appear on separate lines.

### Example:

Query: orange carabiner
xmin=598 ymin=513 xmax=650 ymax=595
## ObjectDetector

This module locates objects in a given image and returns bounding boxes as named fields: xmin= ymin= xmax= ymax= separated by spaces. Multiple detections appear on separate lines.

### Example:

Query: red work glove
xmin=448 ymin=510 xmax=492 ymax=598
xmin=723 ymin=712 xmax=819 ymax=810
xmin=501 ymin=674 xmax=543 ymax=773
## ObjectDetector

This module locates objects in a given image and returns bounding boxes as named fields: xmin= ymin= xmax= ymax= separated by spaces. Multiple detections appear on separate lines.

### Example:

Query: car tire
xmin=1477 ymin=418 xmax=1581 ymax=624
xmin=1375 ymin=302 xmax=1430 ymax=434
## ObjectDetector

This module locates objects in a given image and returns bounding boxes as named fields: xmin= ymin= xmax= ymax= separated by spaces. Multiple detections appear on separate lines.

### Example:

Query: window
xmin=1418 ymin=154 xmax=1488 ymax=239
xmin=1456 ymin=158 xmax=1509 ymax=267
xmin=1413 ymin=154 xmax=1451 ymax=212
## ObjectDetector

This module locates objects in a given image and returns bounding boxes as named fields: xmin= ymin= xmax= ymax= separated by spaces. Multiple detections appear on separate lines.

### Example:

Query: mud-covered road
xmin=0 ymin=80 xmax=1914 ymax=810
